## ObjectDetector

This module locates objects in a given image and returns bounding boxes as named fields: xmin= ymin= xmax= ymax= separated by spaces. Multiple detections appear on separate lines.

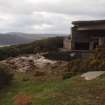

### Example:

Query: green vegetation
xmin=0 ymin=37 xmax=63 ymax=60
xmin=0 ymin=73 xmax=105 ymax=105
xmin=66 ymin=47 xmax=105 ymax=76
xmin=0 ymin=64 xmax=13 ymax=89
xmin=1 ymin=38 xmax=105 ymax=104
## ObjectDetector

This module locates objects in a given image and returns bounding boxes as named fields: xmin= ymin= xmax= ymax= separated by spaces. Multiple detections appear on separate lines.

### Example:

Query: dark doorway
xmin=75 ymin=42 xmax=89 ymax=50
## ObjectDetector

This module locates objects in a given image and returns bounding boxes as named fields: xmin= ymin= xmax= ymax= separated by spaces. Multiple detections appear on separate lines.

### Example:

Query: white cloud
xmin=0 ymin=0 xmax=105 ymax=34
xmin=27 ymin=0 xmax=60 ymax=4
xmin=33 ymin=24 xmax=52 ymax=30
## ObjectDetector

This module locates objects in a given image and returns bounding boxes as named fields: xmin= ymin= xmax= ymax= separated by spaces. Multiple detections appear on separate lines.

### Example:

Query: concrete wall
xmin=71 ymin=22 xmax=105 ymax=50
xmin=78 ymin=24 xmax=105 ymax=31
xmin=63 ymin=37 xmax=71 ymax=50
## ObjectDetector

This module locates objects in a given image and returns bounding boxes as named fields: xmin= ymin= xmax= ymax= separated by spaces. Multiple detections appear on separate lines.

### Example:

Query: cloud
xmin=0 ymin=0 xmax=105 ymax=34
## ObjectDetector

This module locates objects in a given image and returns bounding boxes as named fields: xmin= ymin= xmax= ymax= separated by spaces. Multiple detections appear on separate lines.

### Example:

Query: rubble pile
xmin=1 ymin=54 xmax=68 ymax=74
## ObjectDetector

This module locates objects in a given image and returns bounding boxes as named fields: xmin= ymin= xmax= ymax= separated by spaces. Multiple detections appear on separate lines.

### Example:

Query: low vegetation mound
xmin=67 ymin=46 xmax=105 ymax=76
xmin=0 ymin=63 xmax=13 ymax=89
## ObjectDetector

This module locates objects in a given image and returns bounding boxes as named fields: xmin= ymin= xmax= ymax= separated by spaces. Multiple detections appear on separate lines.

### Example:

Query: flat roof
xmin=72 ymin=20 xmax=105 ymax=25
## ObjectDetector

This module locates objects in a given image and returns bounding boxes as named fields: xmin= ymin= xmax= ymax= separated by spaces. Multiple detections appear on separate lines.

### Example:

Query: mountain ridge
xmin=0 ymin=32 xmax=67 ymax=45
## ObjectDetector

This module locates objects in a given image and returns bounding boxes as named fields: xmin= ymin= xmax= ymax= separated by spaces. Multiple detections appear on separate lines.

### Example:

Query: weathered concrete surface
xmin=81 ymin=71 xmax=105 ymax=80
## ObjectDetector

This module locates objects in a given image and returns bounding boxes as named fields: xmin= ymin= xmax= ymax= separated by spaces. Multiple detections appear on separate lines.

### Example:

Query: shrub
xmin=63 ymin=72 xmax=75 ymax=80
xmin=0 ymin=63 xmax=13 ymax=89
xmin=67 ymin=47 xmax=105 ymax=74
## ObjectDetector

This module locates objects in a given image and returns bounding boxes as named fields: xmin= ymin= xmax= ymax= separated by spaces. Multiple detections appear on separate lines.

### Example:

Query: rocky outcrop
xmin=81 ymin=71 xmax=105 ymax=80
xmin=1 ymin=54 xmax=68 ymax=75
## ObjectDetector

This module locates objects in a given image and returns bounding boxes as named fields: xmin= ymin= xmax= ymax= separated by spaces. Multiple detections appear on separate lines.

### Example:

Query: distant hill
xmin=0 ymin=32 xmax=67 ymax=45
xmin=0 ymin=34 xmax=31 ymax=45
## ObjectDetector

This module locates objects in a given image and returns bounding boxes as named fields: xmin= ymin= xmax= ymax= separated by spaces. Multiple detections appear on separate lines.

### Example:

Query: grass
xmin=1 ymin=74 xmax=105 ymax=105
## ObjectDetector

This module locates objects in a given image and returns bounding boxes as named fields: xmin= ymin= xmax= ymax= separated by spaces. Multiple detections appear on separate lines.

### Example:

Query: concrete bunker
xmin=70 ymin=20 xmax=105 ymax=50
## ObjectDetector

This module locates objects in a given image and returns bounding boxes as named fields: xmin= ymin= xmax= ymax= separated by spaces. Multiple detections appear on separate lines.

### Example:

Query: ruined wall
xmin=63 ymin=37 xmax=71 ymax=50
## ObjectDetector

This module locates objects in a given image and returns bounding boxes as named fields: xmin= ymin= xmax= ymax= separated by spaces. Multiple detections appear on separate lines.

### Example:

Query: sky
xmin=0 ymin=0 xmax=105 ymax=34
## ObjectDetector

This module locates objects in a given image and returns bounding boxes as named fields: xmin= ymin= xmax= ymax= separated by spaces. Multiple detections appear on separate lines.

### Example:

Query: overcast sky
xmin=0 ymin=0 xmax=105 ymax=34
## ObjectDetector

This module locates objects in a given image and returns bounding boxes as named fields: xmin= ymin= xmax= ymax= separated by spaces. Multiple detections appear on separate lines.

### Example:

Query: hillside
xmin=0 ymin=73 xmax=105 ymax=105
xmin=0 ymin=33 xmax=66 ymax=45
xmin=0 ymin=34 xmax=31 ymax=45
xmin=0 ymin=37 xmax=64 ymax=60
xmin=1 ymin=37 xmax=105 ymax=105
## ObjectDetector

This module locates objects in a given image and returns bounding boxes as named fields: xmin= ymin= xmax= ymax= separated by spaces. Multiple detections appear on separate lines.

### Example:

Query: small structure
xmin=63 ymin=36 xmax=71 ymax=50
xmin=66 ymin=20 xmax=105 ymax=50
